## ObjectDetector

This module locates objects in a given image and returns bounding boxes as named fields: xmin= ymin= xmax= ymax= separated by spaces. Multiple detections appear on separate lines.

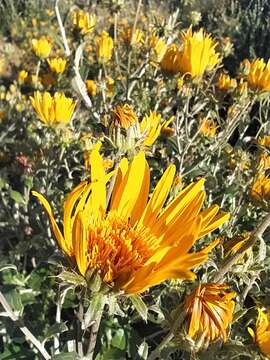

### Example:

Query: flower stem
xmin=213 ymin=212 xmax=270 ymax=282
xmin=148 ymin=304 xmax=185 ymax=360
xmin=0 ymin=290 xmax=51 ymax=359
xmin=85 ymin=299 xmax=105 ymax=359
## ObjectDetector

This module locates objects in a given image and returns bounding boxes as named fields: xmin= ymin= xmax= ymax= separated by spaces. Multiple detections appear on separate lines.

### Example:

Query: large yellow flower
xmin=178 ymin=28 xmax=220 ymax=78
xmin=184 ymin=283 xmax=236 ymax=346
xmin=32 ymin=146 xmax=229 ymax=294
xmin=242 ymin=58 xmax=270 ymax=92
xmin=72 ymin=10 xmax=96 ymax=34
xmin=249 ymin=309 xmax=270 ymax=358
xmin=96 ymin=31 xmax=114 ymax=63
xmin=30 ymin=91 xmax=76 ymax=126
xmin=32 ymin=37 xmax=52 ymax=58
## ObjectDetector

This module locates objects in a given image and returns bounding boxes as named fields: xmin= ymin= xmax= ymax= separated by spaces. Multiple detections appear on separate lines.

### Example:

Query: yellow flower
xmin=160 ymin=44 xmax=181 ymax=74
xmin=122 ymin=26 xmax=144 ymax=46
xmin=32 ymin=37 xmax=52 ymax=58
xmin=217 ymin=73 xmax=237 ymax=91
xmin=248 ymin=308 xmax=270 ymax=358
xmin=238 ymin=78 xmax=248 ymax=95
xmin=258 ymin=135 xmax=270 ymax=148
xmin=47 ymin=57 xmax=67 ymax=73
xmin=184 ymin=283 xmax=236 ymax=347
xmin=106 ymin=76 xmax=114 ymax=97
xmin=32 ymin=147 xmax=229 ymax=294
xmin=30 ymin=91 xmax=76 ymax=126
xmin=18 ymin=70 xmax=28 ymax=83
xmin=243 ymin=58 xmax=270 ymax=92
xmin=72 ymin=10 xmax=96 ymax=34
xmin=85 ymin=80 xmax=97 ymax=97
xmin=140 ymin=111 xmax=163 ymax=147
xmin=149 ymin=33 xmax=166 ymax=60
xmin=199 ymin=118 xmax=218 ymax=138
xmin=111 ymin=104 xmax=138 ymax=130
xmin=259 ymin=153 xmax=270 ymax=171
xmin=96 ymin=31 xmax=114 ymax=63
xmin=250 ymin=174 xmax=270 ymax=203
xmin=178 ymin=28 xmax=220 ymax=78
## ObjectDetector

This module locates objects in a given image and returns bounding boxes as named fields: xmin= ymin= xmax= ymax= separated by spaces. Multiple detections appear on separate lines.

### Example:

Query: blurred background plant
xmin=1 ymin=0 xmax=270 ymax=359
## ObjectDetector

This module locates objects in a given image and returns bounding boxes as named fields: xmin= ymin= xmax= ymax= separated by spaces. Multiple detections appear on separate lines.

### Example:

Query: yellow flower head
xmin=32 ymin=147 xmax=229 ymax=294
xmin=242 ymin=58 xmax=270 ymax=92
xmin=106 ymin=76 xmax=114 ymax=97
xmin=184 ymin=283 xmax=236 ymax=347
xmin=199 ymin=118 xmax=218 ymax=138
xmin=160 ymin=44 xmax=181 ymax=74
xmin=250 ymin=174 xmax=270 ymax=203
xmin=122 ymin=26 xmax=144 ymax=46
xmin=96 ymin=31 xmax=114 ymax=63
xmin=47 ymin=57 xmax=67 ymax=74
xmin=258 ymin=153 xmax=270 ymax=171
xmin=32 ymin=36 xmax=52 ymax=58
xmin=140 ymin=111 xmax=162 ymax=147
xmin=249 ymin=308 xmax=270 ymax=358
xmin=179 ymin=28 xmax=220 ymax=78
xmin=258 ymin=135 xmax=270 ymax=148
xmin=30 ymin=91 xmax=76 ymax=126
xmin=18 ymin=70 xmax=28 ymax=83
xmin=72 ymin=10 xmax=96 ymax=34
xmin=111 ymin=104 xmax=138 ymax=130
xmin=217 ymin=73 xmax=237 ymax=91
xmin=85 ymin=80 xmax=97 ymax=97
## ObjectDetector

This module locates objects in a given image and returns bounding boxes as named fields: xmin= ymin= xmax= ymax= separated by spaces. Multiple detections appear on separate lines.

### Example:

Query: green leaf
xmin=130 ymin=295 xmax=148 ymax=322
xmin=138 ymin=340 xmax=149 ymax=359
xmin=84 ymin=293 xmax=106 ymax=329
xmin=57 ymin=271 xmax=86 ymax=287
xmin=2 ymin=286 xmax=23 ymax=314
xmin=52 ymin=352 xmax=80 ymax=360
xmin=0 ymin=264 xmax=17 ymax=273
xmin=43 ymin=322 xmax=68 ymax=343
xmin=111 ymin=328 xmax=126 ymax=350
xmin=9 ymin=190 xmax=24 ymax=204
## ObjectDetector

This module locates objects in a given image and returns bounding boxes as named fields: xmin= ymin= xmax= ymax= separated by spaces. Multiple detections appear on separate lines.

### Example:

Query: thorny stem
xmin=0 ymin=290 xmax=51 ymax=359
xmin=148 ymin=304 xmax=185 ymax=360
xmin=213 ymin=212 xmax=270 ymax=283
xmin=86 ymin=304 xmax=104 ymax=360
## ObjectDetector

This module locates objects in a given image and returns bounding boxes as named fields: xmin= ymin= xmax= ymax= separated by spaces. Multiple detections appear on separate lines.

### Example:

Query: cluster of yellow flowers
xmin=3 ymin=4 xmax=270 ymax=358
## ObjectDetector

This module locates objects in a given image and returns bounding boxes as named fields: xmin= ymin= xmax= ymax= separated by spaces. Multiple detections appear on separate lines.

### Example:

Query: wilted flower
xmin=18 ymin=70 xmax=28 ymax=83
xmin=111 ymin=103 xmax=138 ymax=130
xmin=250 ymin=174 xmax=270 ymax=204
xmin=47 ymin=57 xmax=67 ymax=73
xmin=86 ymin=80 xmax=97 ymax=97
xmin=160 ymin=44 xmax=181 ymax=74
xmin=248 ymin=308 xmax=270 ymax=358
xmin=96 ymin=31 xmax=114 ymax=63
xmin=199 ymin=118 xmax=218 ymax=138
xmin=30 ymin=91 xmax=76 ymax=126
xmin=184 ymin=283 xmax=236 ymax=348
xmin=33 ymin=145 xmax=229 ymax=294
xmin=242 ymin=58 xmax=270 ymax=92
xmin=217 ymin=73 xmax=237 ymax=91
xmin=72 ymin=10 xmax=96 ymax=34
xmin=32 ymin=36 xmax=52 ymax=58
xmin=223 ymin=232 xmax=252 ymax=264
xmin=178 ymin=28 xmax=220 ymax=78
